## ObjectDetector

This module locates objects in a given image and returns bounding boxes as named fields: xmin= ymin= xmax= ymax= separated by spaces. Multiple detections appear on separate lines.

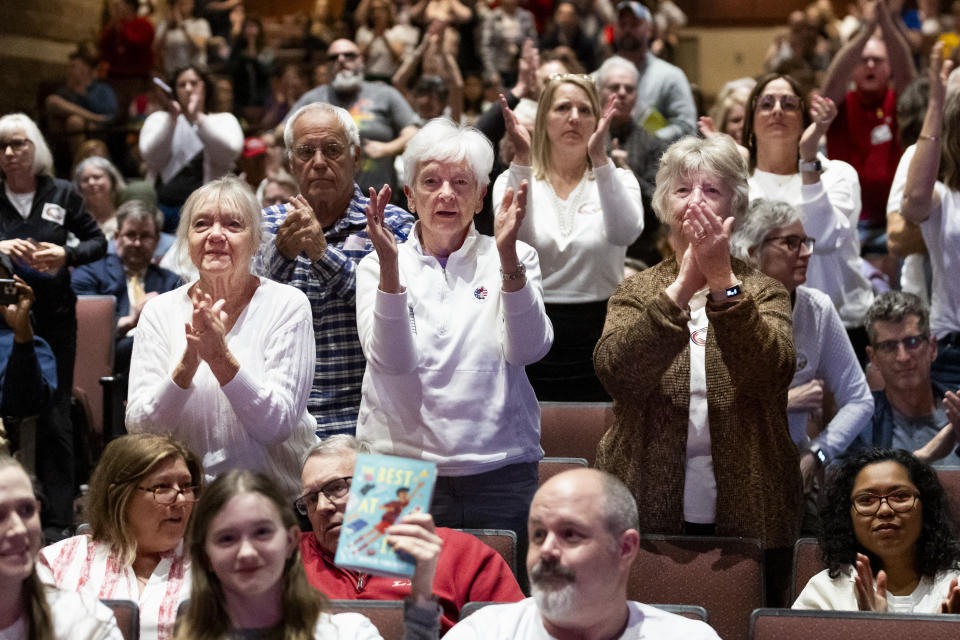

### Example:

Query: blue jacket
xmin=71 ymin=254 xmax=180 ymax=320
xmin=0 ymin=331 xmax=57 ymax=417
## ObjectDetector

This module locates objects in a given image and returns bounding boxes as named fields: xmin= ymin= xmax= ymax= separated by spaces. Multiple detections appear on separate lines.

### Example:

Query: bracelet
xmin=919 ymin=134 xmax=939 ymax=141
xmin=500 ymin=262 xmax=526 ymax=281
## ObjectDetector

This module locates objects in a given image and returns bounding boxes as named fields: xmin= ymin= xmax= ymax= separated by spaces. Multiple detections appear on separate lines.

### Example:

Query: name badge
xmin=41 ymin=203 xmax=66 ymax=226
xmin=871 ymin=124 xmax=893 ymax=145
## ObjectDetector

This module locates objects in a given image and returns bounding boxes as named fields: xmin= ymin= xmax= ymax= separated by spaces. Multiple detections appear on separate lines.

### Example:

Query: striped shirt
xmin=254 ymin=184 xmax=414 ymax=437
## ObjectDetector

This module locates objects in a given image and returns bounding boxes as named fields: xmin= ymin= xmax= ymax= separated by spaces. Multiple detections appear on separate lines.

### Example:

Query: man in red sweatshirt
xmin=296 ymin=435 xmax=525 ymax=633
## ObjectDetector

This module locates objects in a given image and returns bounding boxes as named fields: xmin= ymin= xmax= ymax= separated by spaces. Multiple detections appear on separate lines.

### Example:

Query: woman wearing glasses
xmin=794 ymin=448 xmax=960 ymax=612
xmin=732 ymin=199 xmax=873 ymax=527
xmin=126 ymin=177 xmax=317 ymax=500
xmin=496 ymin=74 xmax=644 ymax=400
xmin=37 ymin=434 xmax=203 ymax=640
xmin=742 ymin=73 xmax=874 ymax=363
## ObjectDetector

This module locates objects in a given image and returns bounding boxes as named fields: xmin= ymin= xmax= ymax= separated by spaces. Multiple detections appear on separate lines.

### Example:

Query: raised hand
xmin=588 ymin=93 xmax=619 ymax=167
xmin=275 ymin=195 xmax=327 ymax=261
xmin=698 ymin=115 xmax=719 ymax=139
xmin=854 ymin=553 xmax=888 ymax=612
xmin=2 ymin=276 xmax=35 ymax=342
xmin=940 ymin=577 xmax=960 ymax=613
xmin=386 ymin=510 xmax=443 ymax=605
xmin=364 ymin=185 xmax=402 ymax=294
xmin=799 ymin=94 xmax=837 ymax=163
xmin=684 ymin=200 xmax=736 ymax=290
xmin=500 ymin=93 xmax=531 ymax=166
xmin=495 ymin=180 xmax=528 ymax=254
xmin=929 ymin=41 xmax=955 ymax=107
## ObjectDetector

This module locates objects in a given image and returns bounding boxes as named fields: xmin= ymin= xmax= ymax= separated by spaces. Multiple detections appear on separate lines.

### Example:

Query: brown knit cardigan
xmin=593 ymin=257 xmax=802 ymax=549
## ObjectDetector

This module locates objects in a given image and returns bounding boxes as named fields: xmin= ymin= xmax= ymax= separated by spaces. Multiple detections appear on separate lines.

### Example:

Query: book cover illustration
xmin=334 ymin=452 xmax=438 ymax=578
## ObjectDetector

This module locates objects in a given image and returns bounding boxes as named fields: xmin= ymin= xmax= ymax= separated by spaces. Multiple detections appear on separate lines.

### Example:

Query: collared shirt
xmin=254 ymin=184 xmax=413 ymax=436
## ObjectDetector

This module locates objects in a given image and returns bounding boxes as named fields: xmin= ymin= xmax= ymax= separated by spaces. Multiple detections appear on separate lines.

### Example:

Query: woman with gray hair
xmin=593 ymin=134 xmax=801 ymax=604
xmin=356 ymin=117 xmax=552 ymax=541
xmin=126 ymin=176 xmax=317 ymax=499
xmin=73 ymin=156 xmax=126 ymax=239
xmin=731 ymin=198 xmax=873 ymax=527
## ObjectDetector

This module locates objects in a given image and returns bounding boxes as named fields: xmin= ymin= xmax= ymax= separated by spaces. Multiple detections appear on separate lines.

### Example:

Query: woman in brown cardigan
xmin=593 ymin=134 xmax=802 ymax=605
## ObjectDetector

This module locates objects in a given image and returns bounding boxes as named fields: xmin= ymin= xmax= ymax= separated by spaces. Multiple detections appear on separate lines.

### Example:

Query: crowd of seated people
xmin=6 ymin=0 xmax=960 ymax=636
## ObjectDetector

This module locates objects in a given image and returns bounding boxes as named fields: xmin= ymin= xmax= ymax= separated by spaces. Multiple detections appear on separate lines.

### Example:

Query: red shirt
xmin=300 ymin=529 xmax=524 ymax=634
xmin=99 ymin=17 xmax=155 ymax=78
xmin=826 ymin=88 xmax=901 ymax=226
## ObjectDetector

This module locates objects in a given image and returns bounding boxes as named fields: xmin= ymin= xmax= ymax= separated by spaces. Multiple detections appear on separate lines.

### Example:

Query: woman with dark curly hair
xmin=794 ymin=448 xmax=960 ymax=612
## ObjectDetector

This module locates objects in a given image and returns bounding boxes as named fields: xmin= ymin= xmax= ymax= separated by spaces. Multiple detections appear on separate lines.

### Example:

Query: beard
xmin=616 ymin=34 xmax=644 ymax=52
xmin=331 ymin=69 xmax=363 ymax=94
xmin=530 ymin=560 xmax=578 ymax=620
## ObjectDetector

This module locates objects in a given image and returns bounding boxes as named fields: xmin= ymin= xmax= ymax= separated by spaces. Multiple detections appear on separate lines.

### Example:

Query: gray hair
xmin=0 ymin=113 xmax=54 ymax=178
xmin=284 ymin=103 xmax=360 ymax=158
xmin=74 ymin=156 xmax=127 ymax=202
xmin=651 ymin=134 xmax=749 ymax=226
xmin=175 ymin=176 xmax=263 ymax=269
xmin=301 ymin=434 xmax=374 ymax=471
xmin=596 ymin=55 xmax=639 ymax=90
xmin=864 ymin=291 xmax=931 ymax=345
xmin=597 ymin=470 xmax=640 ymax=538
xmin=115 ymin=199 xmax=163 ymax=237
xmin=401 ymin=118 xmax=493 ymax=190
xmin=255 ymin=169 xmax=299 ymax=207
xmin=730 ymin=199 xmax=804 ymax=265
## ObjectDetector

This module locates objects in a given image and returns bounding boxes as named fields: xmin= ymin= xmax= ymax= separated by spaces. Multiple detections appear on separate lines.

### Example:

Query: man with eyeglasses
xmin=255 ymin=103 xmax=413 ymax=437
xmin=296 ymin=435 xmax=523 ymax=633
xmin=853 ymin=291 xmax=960 ymax=466
xmin=71 ymin=200 xmax=180 ymax=376
xmin=285 ymin=38 xmax=419 ymax=196
xmin=821 ymin=0 xmax=915 ymax=243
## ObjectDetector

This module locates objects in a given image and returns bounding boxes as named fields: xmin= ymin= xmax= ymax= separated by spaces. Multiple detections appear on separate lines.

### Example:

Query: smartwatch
xmin=809 ymin=444 xmax=827 ymax=466
xmin=709 ymin=281 xmax=742 ymax=304
xmin=798 ymin=158 xmax=822 ymax=173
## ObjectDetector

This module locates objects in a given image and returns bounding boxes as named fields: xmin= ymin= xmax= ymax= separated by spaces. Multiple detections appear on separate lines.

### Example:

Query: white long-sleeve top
xmin=138 ymin=111 xmax=243 ymax=186
xmin=125 ymin=278 xmax=318 ymax=499
xmin=750 ymin=157 xmax=874 ymax=328
xmin=355 ymin=223 xmax=553 ymax=476
xmin=492 ymin=162 xmax=644 ymax=304
xmin=788 ymin=286 xmax=873 ymax=460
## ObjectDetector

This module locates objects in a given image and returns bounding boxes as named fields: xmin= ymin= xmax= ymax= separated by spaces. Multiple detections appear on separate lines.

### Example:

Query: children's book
xmin=333 ymin=453 xmax=438 ymax=577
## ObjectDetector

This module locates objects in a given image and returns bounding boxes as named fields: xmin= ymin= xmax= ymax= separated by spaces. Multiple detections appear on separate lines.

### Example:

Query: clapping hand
xmin=854 ymin=553 xmax=888 ymax=612
xmin=186 ymin=287 xmax=230 ymax=365
xmin=798 ymin=94 xmax=836 ymax=163
xmin=940 ymin=577 xmax=960 ymax=613
xmin=275 ymin=195 xmax=327 ymax=261
xmin=494 ymin=180 xmax=528 ymax=256
xmin=365 ymin=185 xmax=402 ymax=294
xmin=30 ymin=242 xmax=66 ymax=274
xmin=588 ymin=93 xmax=620 ymax=168
xmin=500 ymin=94 xmax=531 ymax=166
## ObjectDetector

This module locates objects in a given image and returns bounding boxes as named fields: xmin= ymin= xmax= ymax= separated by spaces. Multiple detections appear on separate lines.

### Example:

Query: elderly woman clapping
xmin=593 ymin=134 xmax=800 ymax=604
xmin=126 ymin=176 xmax=317 ymax=498
xmin=356 ymin=118 xmax=553 ymax=543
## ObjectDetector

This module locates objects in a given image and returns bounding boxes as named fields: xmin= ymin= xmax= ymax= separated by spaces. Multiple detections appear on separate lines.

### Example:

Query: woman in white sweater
xmin=139 ymin=65 xmax=243 ymax=233
xmin=356 ymin=118 xmax=552 ymax=542
xmin=125 ymin=177 xmax=317 ymax=499
xmin=495 ymin=75 xmax=644 ymax=401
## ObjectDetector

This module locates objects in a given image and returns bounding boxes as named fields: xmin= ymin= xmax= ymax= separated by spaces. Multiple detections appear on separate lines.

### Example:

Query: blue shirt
xmin=254 ymin=184 xmax=413 ymax=436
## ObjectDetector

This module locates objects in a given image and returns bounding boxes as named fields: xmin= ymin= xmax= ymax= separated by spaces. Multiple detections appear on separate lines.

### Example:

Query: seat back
xmin=650 ymin=603 xmax=709 ymax=622
xmin=537 ymin=457 xmax=588 ymax=487
xmin=73 ymin=295 xmax=116 ymax=435
xmin=459 ymin=601 xmax=498 ymax=619
xmin=627 ymin=535 xmax=764 ymax=640
xmin=328 ymin=600 xmax=405 ymax=640
xmin=459 ymin=529 xmax=518 ymax=578
xmin=935 ymin=467 xmax=960 ymax=522
xmin=539 ymin=401 xmax=614 ymax=466
xmin=101 ymin=599 xmax=139 ymax=640
xmin=790 ymin=537 xmax=824 ymax=603
xmin=750 ymin=608 xmax=960 ymax=640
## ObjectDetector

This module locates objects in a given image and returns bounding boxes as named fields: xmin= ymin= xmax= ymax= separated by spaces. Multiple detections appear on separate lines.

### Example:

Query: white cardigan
xmin=138 ymin=111 xmax=243 ymax=186
xmin=125 ymin=278 xmax=318 ymax=498
xmin=355 ymin=223 xmax=553 ymax=476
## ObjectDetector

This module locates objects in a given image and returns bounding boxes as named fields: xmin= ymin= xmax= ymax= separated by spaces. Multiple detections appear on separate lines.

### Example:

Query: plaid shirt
xmin=254 ymin=184 xmax=414 ymax=437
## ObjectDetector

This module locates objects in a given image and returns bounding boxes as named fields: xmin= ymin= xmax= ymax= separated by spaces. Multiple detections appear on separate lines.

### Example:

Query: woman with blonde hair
xmin=37 ymin=434 xmax=202 ymax=640
xmin=496 ymin=74 xmax=644 ymax=400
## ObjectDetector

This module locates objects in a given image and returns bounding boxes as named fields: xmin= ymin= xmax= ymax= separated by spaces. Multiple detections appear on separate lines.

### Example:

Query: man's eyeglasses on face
xmin=292 ymin=142 xmax=347 ymax=163
xmin=0 ymin=138 xmax=32 ymax=152
xmin=294 ymin=476 xmax=352 ymax=515
xmin=872 ymin=334 xmax=930 ymax=355
xmin=851 ymin=490 xmax=919 ymax=516
xmin=328 ymin=51 xmax=359 ymax=62
xmin=756 ymin=94 xmax=801 ymax=113
xmin=763 ymin=234 xmax=815 ymax=254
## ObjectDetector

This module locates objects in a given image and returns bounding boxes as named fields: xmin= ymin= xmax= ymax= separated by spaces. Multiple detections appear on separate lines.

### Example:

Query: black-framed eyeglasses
xmin=294 ymin=476 xmax=352 ymax=515
xmin=851 ymin=490 xmax=920 ymax=516
xmin=137 ymin=484 xmax=200 ymax=504
xmin=0 ymin=138 xmax=32 ymax=152
xmin=327 ymin=51 xmax=359 ymax=62
xmin=292 ymin=142 xmax=347 ymax=163
xmin=763 ymin=234 xmax=815 ymax=254
xmin=872 ymin=334 xmax=930 ymax=355
xmin=756 ymin=94 xmax=801 ymax=113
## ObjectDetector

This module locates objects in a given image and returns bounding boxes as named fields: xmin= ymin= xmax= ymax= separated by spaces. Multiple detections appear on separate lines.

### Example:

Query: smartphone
xmin=0 ymin=279 xmax=17 ymax=305
xmin=152 ymin=77 xmax=174 ymax=97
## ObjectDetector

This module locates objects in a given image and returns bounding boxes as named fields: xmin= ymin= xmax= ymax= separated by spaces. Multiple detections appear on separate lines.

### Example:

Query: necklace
xmin=547 ymin=174 xmax=589 ymax=237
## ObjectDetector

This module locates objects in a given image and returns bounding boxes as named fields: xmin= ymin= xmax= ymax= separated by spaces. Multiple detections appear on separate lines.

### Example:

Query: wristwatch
xmin=798 ymin=158 xmax=822 ymax=173
xmin=809 ymin=444 xmax=828 ymax=466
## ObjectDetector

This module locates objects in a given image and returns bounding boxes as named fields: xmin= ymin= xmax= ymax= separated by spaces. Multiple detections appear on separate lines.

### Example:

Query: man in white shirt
xmin=444 ymin=468 xmax=721 ymax=640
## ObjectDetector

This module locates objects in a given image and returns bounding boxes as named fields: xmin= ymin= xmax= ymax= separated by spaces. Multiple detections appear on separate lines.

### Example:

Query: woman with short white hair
xmin=356 ymin=118 xmax=552 ymax=539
